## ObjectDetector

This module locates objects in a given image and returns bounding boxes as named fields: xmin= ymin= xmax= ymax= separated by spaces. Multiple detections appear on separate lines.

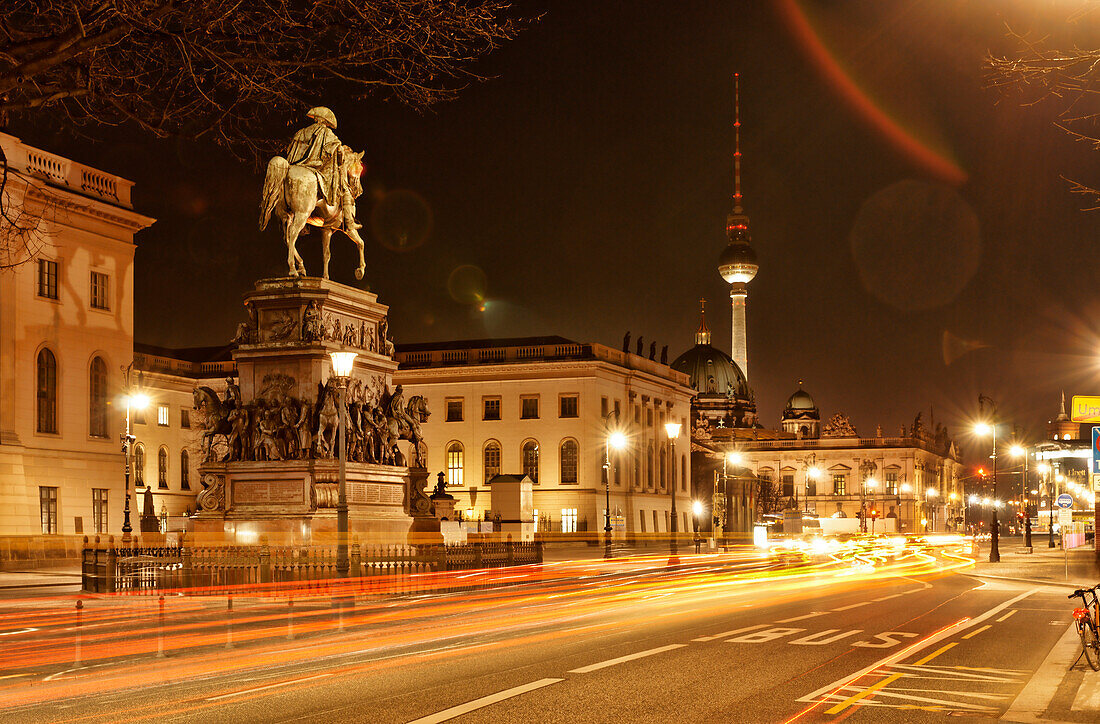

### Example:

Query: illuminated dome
xmin=671 ymin=344 xmax=748 ymax=397
xmin=783 ymin=380 xmax=818 ymax=418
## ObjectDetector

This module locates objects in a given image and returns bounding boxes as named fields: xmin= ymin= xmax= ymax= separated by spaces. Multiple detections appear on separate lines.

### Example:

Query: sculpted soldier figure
xmin=223 ymin=377 xmax=242 ymax=411
xmin=302 ymin=301 xmax=324 ymax=342
xmin=286 ymin=107 xmax=361 ymax=232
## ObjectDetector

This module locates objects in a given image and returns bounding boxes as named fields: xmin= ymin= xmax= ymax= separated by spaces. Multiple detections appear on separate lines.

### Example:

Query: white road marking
xmin=407 ymin=678 xmax=563 ymax=724
xmin=789 ymin=629 xmax=863 ymax=646
xmin=1072 ymin=670 xmax=1100 ymax=711
xmin=568 ymin=644 xmax=685 ymax=674
xmin=1005 ymin=622 xmax=1083 ymax=721
xmin=0 ymin=628 xmax=37 ymax=636
xmin=832 ymin=601 xmax=871 ymax=611
xmin=727 ymin=627 xmax=805 ymax=644
xmin=996 ymin=609 xmax=1017 ymax=623
xmin=776 ymin=611 xmax=829 ymax=623
xmin=692 ymin=624 xmax=767 ymax=642
xmin=798 ymin=589 xmax=1034 ymax=703
xmin=872 ymin=593 xmax=904 ymax=602
xmin=204 ymin=673 xmax=332 ymax=701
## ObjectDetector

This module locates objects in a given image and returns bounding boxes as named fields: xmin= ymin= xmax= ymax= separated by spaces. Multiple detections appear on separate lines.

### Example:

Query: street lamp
xmin=974 ymin=394 xmax=1000 ymax=563
xmin=1009 ymin=443 xmax=1032 ymax=549
xmin=330 ymin=351 xmax=357 ymax=579
xmin=665 ymin=421 xmax=682 ymax=562
xmin=692 ymin=500 xmax=703 ymax=552
xmin=120 ymin=363 xmax=149 ymax=544
xmin=602 ymin=412 xmax=626 ymax=559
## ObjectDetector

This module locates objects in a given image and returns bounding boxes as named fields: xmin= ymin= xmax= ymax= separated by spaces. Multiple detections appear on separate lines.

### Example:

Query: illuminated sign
xmin=1071 ymin=396 xmax=1100 ymax=422
xmin=1094 ymin=427 xmax=1100 ymax=475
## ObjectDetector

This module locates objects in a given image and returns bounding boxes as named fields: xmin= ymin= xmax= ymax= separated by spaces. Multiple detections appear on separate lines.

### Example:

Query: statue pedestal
xmin=406 ymin=468 xmax=442 ymax=545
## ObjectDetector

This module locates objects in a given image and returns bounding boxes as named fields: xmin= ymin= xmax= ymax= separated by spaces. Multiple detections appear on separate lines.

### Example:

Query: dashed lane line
xmin=567 ymin=644 xmax=686 ymax=674
xmin=996 ymin=609 xmax=1017 ymax=623
xmin=407 ymin=678 xmax=564 ymax=724
xmin=776 ymin=612 xmax=829 ymax=624
xmin=960 ymin=625 xmax=991 ymax=640
xmin=204 ymin=673 xmax=332 ymax=702
xmin=832 ymin=602 xmax=871 ymax=611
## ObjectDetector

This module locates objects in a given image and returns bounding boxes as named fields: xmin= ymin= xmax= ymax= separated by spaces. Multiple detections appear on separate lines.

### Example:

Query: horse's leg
xmin=284 ymin=213 xmax=310 ymax=278
xmin=321 ymin=228 xmax=333 ymax=281
xmin=346 ymin=227 xmax=367 ymax=280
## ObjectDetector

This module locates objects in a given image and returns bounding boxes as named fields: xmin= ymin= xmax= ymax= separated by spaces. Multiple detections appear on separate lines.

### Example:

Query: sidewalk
xmin=968 ymin=541 xmax=1100 ymax=588
xmin=0 ymin=566 xmax=81 ymax=591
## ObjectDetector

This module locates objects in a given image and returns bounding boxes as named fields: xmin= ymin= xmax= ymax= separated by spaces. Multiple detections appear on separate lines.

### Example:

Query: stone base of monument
xmin=194 ymin=460 xmax=414 ymax=545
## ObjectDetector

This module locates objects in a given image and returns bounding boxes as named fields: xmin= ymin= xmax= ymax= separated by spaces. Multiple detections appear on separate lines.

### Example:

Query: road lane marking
xmin=961 ymin=625 xmax=991 ymax=640
xmin=798 ymin=590 xmax=1034 ymax=705
xmin=692 ymin=624 xmax=767 ymax=642
xmin=1004 ymin=621 xmax=1080 ymax=721
xmin=832 ymin=601 xmax=871 ymax=611
xmin=205 ymin=673 xmax=332 ymax=701
xmin=996 ymin=610 xmax=1017 ymax=623
xmin=408 ymin=678 xmax=563 ymax=723
xmin=872 ymin=593 xmax=905 ymax=602
xmin=776 ymin=612 xmax=829 ymax=623
xmin=567 ymin=644 xmax=685 ymax=674
xmin=728 ymin=627 xmax=804 ymax=644
xmin=825 ymin=673 xmax=903 ymax=714
xmin=789 ymin=629 xmax=863 ymax=646
xmin=912 ymin=643 xmax=957 ymax=666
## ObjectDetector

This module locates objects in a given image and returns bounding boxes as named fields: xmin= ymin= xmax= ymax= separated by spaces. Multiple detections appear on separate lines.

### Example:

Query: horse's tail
xmin=259 ymin=156 xmax=289 ymax=230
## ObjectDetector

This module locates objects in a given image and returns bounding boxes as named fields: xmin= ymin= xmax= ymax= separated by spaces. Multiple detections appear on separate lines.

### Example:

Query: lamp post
xmin=1037 ymin=462 xmax=1053 ymax=548
xmin=1010 ymin=444 xmax=1031 ymax=549
xmin=665 ymin=421 xmax=682 ymax=562
xmin=866 ymin=476 xmax=878 ymax=534
xmin=602 ymin=412 xmax=626 ymax=559
xmin=120 ymin=364 xmax=149 ymax=544
xmin=926 ymin=488 xmax=938 ymax=532
xmin=692 ymin=500 xmax=703 ymax=553
xmin=974 ymin=394 xmax=999 ymax=563
xmin=330 ymin=351 xmax=357 ymax=579
xmin=717 ymin=451 xmax=740 ymax=547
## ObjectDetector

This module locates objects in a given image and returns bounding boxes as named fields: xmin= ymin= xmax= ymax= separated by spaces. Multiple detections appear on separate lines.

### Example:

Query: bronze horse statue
xmin=259 ymin=145 xmax=367 ymax=281
xmin=384 ymin=394 xmax=430 ymax=468
xmin=193 ymin=386 xmax=231 ymax=461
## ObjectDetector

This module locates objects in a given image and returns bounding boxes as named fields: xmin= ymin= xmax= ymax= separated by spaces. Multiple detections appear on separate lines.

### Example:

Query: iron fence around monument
xmin=80 ymin=535 xmax=543 ymax=595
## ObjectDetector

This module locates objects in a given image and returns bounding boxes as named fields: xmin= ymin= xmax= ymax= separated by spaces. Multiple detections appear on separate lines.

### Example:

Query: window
xmin=483 ymin=441 xmax=501 ymax=483
xmin=639 ymin=510 xmax=647 ymax=532
xmin=180 ymin=449 xmax=190 ymax=490
xmin=681 ymin=455 xmax=687 ymax=492
xmin=659 ymin=447 xmax=667 ymax=490
xmin=521 ymin=396 xmax=539 ymax=419
xmin=601 ymin=397 xmax=609 ymax=417
xmin=561 ymin=508 xmax=578 ymax=533
xmin=559 ymin=395 xmax=579 ymax=418
xmin=92 ymin=489 xmax=109 ymax=534
xmin=89 ymin=356 xmax=108 ymax=438
xmin=133 ymin=443 xmax=145 ymax=486
xmin=446 ymin=399 xmax=463 ymax=422
xmin=133 ymin=404 xmax=146 ymax=425
xmin=158 ymin=446 xmax=168 ymax=488
xmin=647 ymin=409 xmax=653 ymax=426
xmin=522 ymin=440 xmax=539 ymax=483
xmin=36 ymin=348 xmax=58 ymax=433
xmin=37 ymin=259 xmax=58 ymax=299
xmin=885 ymin=471 xmax=899 ymax=496
xmin=446 ymin=442 xmax=464 ymax=485
xmin=180 ymin=408 xmax=191 ymax=429
xmin=806 ymin=476 xmax=817 ymax=497
xmin=560 ymin=439 xmax=579 ymax=484
xmin=782 ymin=474 xmax=795 ymax=497
xmin=653 ymin=510 xmax=660 ymax=532
xmin=90 ymin=271 xmax=109 ymax=310
xmin=40 ymin=487 xmax=58 ymax=534
xmin=647 ymin=443 xmax=654 ymax=488
xmin=157 ymin=404 xmax=170 ymax=427
xmin=483 ymin=397 xmax=501 ymax=421
xmin=833 ymin=474 xmax=847 ymax=496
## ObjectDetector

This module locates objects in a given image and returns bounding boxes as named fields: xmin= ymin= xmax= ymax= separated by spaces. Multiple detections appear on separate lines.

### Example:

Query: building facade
xmin=395 ymin=337 xmax=695 ymax=537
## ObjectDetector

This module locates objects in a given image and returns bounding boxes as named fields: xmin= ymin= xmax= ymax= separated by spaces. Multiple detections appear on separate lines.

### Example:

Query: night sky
xmin=13 ymin=1 xmax=1100 ymax=455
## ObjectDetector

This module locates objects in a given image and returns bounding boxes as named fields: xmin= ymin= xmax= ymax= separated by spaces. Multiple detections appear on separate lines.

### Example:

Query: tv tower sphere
xmin=718 ymin=212 xmax=758 ymax=285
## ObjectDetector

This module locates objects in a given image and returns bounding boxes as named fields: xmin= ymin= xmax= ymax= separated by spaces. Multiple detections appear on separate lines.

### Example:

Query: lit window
xmin=89 ymin=356 xmax=109 ymax=438
xmin=561 ymin=508 xmax=578 ymax=534
xmin=560 ymin=439 xmax=579 ymax=484
xmin=446 ymin=399 xmax=463 ymax=422
xmin=37 ymin=259 xmax=58 ymax=299
xmin=483 ymin=441 xmax=501 ymax=483
xmin=521 ymin=396 xmax=539 ymax=419
xmin=447 ymin=442 xmax=464 ymax=486
xmin=40 ymin=486 xmax=58 ymax=534
xmin=157 ymin=404 xmax=169 ymax=427
xmin=483 ymin=397 xmax=501 ymax=421
xmin=885 ymin=471 xmax=898 ymax=496
xmin=36 ymin=348 xmax=58 ymax=434
xmin=90 ymin=271 xmax=109 ymax=310
xmin=522 ymin=440 xmax=539 ymax=483
xmin=92 ymin=489 xmax=109 ymax=533
xmin=833 ymin=474 xmax=847 ymax=496
xmin=559 ymin=395 xmax=579 ymax=418
xmin=133 ymin=443 xmax=145 ymax=486
xmin=158 ymin=446 xmax=169 ymax=488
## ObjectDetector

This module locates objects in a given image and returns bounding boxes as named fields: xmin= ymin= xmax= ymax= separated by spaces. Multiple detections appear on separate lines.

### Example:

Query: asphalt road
xmin=0 ymin=541 xmax=1090 ymax=723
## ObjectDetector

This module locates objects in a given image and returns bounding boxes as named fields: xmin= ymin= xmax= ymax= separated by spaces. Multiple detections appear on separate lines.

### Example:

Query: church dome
xmin=783 ymin=381 xmax=819 ymax=419
xmin=671 ymin=344 xmax=748 ymax=397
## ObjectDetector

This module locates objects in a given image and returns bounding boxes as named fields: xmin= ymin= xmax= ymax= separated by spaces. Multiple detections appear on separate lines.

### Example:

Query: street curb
xmin=964 ymin=572 xmax=1094 ymax=589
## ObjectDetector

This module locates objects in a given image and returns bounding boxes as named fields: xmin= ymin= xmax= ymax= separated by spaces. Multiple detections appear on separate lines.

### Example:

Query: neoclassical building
xmin=394 ymin=337 xmax=695 ymax=537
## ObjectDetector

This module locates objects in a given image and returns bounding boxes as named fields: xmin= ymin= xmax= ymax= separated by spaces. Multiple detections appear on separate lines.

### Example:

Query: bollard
xmin=286 ymin=596 xmax=294 ymax=640
xmin=74 ymin=600 xmax=83 ymax=667
xmin=225 ymin=595 xmax=234 ymax=649
xmin=157 ymin=596 xmax=165 ymax=658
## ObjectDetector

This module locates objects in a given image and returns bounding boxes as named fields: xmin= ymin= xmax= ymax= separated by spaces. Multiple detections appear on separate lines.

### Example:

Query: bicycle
xmin=1068 ymin=585 xmax=1100 ymax=671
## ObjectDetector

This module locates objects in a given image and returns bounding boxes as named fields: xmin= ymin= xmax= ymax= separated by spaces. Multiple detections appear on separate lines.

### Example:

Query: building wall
xmin=0 ymin=133 xmax=154 ymax=536
xmin=396 ymin=341 xmax=695 ymax=535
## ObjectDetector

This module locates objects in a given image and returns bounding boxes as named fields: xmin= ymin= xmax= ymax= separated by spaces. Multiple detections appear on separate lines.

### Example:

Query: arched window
xmin=180 ymin=449 xmax=190 ymax=490
xmin=36 ymin=348 xmax=58 ymax=433
xmin=158 ymin=447 xmax=169 ymax=488
xmin=647 ymin=443 xmax=654 ymax=488
xmin=560 ymin=439 xmax=579 ymax=484
xmin=89 ymin=356 xmax=108 ymax=438
xmin=522 ymin=440 xmax=539 ymax=483
xmin=483 ymin=440 xmax=501 ymax=483
xmin=446 ymin=441 xmax=464 ymax=486
xmin=659 ymin=447 xmax=667 ymax=490
xmin=133 ymin=443 xmax=145 ymax=486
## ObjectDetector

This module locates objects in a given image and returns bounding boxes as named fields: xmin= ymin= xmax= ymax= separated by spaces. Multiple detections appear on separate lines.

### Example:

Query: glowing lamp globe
xmin=664 ymin=421 xmax=682 ymax=440
xmin=128 ymin=393 xmax=150 ymax=410
xmin=329 ymin=351 xmax=358 ymax=378
xmin=608 ymin=431 xmax=627 ymax=450
xmin=692 ymin=500 xmax=703 ymax=516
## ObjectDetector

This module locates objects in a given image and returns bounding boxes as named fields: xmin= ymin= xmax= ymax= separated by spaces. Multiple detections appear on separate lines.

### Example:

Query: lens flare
xmin=369 ymin=189 xmax=433 ymax=252
xmin=447 ymin=264 xmax=488 ymax=306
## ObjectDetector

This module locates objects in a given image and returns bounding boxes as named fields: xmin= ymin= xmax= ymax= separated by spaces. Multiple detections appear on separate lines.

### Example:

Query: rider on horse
xmin=286 ymin=107 xmax=361 ymax=231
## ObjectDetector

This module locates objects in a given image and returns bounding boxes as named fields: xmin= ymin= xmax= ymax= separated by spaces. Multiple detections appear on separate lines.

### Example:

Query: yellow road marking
xmin=996 ymin=610 xmax=1017 ymax=623
xmin=825 ymin=643 xmax=959 ymax=715
xmin=962 ymin=625 xmax=991 ymax=640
